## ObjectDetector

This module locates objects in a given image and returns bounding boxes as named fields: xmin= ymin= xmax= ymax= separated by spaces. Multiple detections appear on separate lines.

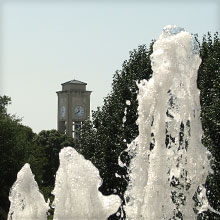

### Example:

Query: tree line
xmin=0 ymin=32 xmax=219 ymax=220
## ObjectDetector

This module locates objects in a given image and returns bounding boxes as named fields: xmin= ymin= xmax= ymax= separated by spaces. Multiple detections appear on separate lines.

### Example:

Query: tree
xmin=0 ymin=96 xmax=11 ymax=115
xmin=0 ymin=96 xmax=35 ymax=219
xmin=197 ymin=32 xmax=220 ymax=220
xmin=32 ymin=129 xmax=75 ymax=199
xmin=30 ymin=129 xmax=75 ymax=218
xmin=79 ymin=43 xmax=154 ymax=219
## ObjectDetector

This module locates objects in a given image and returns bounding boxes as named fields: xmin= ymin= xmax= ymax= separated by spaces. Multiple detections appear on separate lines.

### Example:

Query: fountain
xmin=124 ymin=25 xmax=215 ymax=220
xmin=52 ymin=147 xmax=121 ymax=220
xmin=7 ymin=148 xmax=121 ymax=220
xmin=7 ymin=164 xmax=49 ymax=220
xmin=7 ymin=26 xmax=219 ymax=220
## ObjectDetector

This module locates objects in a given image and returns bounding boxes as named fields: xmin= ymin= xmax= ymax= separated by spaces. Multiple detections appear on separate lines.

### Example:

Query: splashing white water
xmin=124 ymin=25 xmax=213 ymax=220
xmin=7 ymin=164 xmax=48 ymax=220
xmin=52 ymin=147 xmax=121 ymax=220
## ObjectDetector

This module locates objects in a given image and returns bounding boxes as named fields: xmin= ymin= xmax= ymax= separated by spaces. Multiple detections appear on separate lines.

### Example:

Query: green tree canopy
xmin=197 ymin=32 xmax=220 ymax=220
xmin=78 ymin=43 xmax=154 ymax=219
xmin=33 ymin=129 xmax=75 ymax=189
xmin=0 ymin=96 xmax=35 ymax=218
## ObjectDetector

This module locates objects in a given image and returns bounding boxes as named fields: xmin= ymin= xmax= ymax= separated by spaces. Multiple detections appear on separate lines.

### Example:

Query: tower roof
xmin=61 ymin=79 xmax=87 ymax=85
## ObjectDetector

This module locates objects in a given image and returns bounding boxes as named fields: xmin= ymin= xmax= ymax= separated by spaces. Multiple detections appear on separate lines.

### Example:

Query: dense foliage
xmin=79 ymin=44 xmax=153 ymax=184
xmin=0 ymin=96 xmax=34 ymax=219
xmin=33 ymin=129 xmax=75 ymax=200
xmin=197 ymin=33 xmax=220 ymax=220
xmin=78 ymin=43 xmax=154 ymax=219
xmin=79 ymin=33 xmax=220 ymax=219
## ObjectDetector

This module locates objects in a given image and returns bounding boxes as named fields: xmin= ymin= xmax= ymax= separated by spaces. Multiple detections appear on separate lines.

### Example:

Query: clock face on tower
xmin=60 ymin=106 xmax=66 ymax=119
xmin=74 ymin=105 xmax=85 ymax=117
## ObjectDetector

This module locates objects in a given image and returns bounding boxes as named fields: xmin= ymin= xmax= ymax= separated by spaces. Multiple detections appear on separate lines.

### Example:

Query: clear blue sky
xmin=0 ymin=0 xmax=219 ymax=133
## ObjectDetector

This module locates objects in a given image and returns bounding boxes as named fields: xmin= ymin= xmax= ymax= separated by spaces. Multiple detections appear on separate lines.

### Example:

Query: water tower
xmin=56 ymin=79 xmax=92 ymax=138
